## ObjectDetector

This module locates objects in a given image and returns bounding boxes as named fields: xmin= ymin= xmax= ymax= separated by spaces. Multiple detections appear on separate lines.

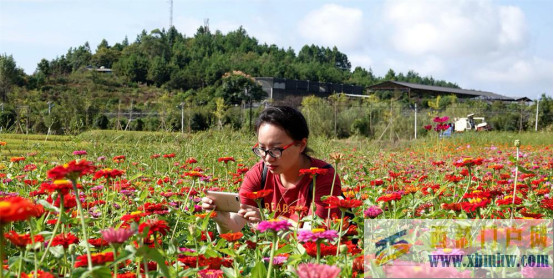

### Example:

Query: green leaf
xmin=250 ymin=261 xmax=267 ymax=278
xmin=517 ymin=166 xmax=534 ymax=174
xmin=136 ymin=246 xmax=171 ymax=278
xmin=83 ymin=266 xmax=112 ymax=278
xmin=221 ymin=266 xmax=236 ymax=278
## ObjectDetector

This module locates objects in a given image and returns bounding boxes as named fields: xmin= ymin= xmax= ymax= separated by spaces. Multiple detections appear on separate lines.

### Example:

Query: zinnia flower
xmin=219 ymin=231 xmax=243 ymax=242
xmin=20 ymin=270 xmax=55 ymax=278
xmin=39 ymin=179 xmax=74 ymax=195
xmin=295 ymin=263 xmax=341 ymax=278
xmin=4 ymin=231 xmax=44 ymax=248
xmin=101 ymin=227 xmax=135 ymax=244
xmin=74 ymin=252 xmax=114 ymax=268
xmin=257 ymin=219 xmax=291 ymax=232
xmin=217 ymin=157 xmax=235 ymax=163
xmin=93 ymin=168 xmax=125 ymax=180
xmin=241 ymin=189 xmax=273 ymax=200
xmin=299 ymin=167 xmax=329 ymax=177
xmin=297 ymin=228 xmax=338 ymax=242
xmin=0 ymin=196 xmax=41 ymax=224
xmin=47 ymin=159 xmax=96 ymax=180
xmin=364 ymin=206 xmax=383 ymax=219
xmin=323 ymin=196 xmax=363 ymax=209
xmin=197 ymin=269 xmax=224 ymax=278
xmin=138 ymin=219 xmax=170 ymax=237
xmin=50 ymin=232 xmax=79 ymax=249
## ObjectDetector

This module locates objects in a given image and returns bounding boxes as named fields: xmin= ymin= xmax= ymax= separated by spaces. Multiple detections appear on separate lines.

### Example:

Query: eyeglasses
xmin=252 ymin=142 xmax=295 ymax=158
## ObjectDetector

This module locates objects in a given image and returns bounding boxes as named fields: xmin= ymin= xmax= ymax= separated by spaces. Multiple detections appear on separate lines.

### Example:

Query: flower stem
xmin=326 ymin=162 xmax=339 ymax=226
xmin=40 ymin=195 xmax=64 ymax=265
xmin=316 ymin=240 xmax=321 ymax=264
xmin=457 ymin=167 xmax=472 ymax=203
xmin=0 ymin=225 xmax=5 ymax=278
xmin=310 ymin=176 xmax=317 ymax=224
xmin=336 ymin=210 xmax=346 ymax=257
xmin=267 ymin=232 xmax=277 ymax=278
xmin=72 ymin=180 xmax=93 ymax=271
xmin=510 ymin=146 xmax=519 ymax=220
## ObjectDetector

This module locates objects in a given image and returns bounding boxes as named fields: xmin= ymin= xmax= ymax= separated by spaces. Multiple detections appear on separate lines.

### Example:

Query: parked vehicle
xmin=454 ymin=114 xmax=491 ymax=132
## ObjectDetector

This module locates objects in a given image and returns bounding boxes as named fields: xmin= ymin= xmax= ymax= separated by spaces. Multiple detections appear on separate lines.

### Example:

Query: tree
xmin=219 ymin=71 xmax=265 ymax=105
xmin=0 ymin=54 xmax=25 ymax=101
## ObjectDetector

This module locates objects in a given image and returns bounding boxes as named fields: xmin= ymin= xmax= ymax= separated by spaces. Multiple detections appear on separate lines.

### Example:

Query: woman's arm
xmin=201 ymin=197 xmax=261 ymax=233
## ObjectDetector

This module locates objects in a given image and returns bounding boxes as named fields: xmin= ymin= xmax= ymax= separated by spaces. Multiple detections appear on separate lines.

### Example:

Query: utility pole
xmin=414 ymin=103 xmax=417 ymax=140
xmin=535 ymin=98 xmax=540 ymax=131
xmin=246 ymin=88 xmax=252 ymax=131
xmin=47 ymin=101 xmax=54 ymax=136
xmin=179 ymin=102 xmax=185 ymax=133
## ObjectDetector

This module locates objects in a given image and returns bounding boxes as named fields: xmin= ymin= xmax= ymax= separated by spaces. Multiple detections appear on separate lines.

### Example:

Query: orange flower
xmin=241 ymin=189 xmax=273 ymax=200
xmin=299 ymin=167 xmax=329 ymax=177
xmin=0 ymin=196 xmax=41 ymax=224
xmin=112 ymin=155 xmax=126 ymax=163
xmin=10 ymin=156 xmax=25 ymax=163
xmin=323 ymin=196 xmax=363 ymax=209
xmin=4 ymin=231 xmax=44 ymax=248
xmin=220 ymin=232 xmax=243 ymax=242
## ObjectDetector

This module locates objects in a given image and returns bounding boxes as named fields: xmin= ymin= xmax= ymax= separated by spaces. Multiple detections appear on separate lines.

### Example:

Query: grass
xmin=1 ymin=129 xmax=551 ymax=162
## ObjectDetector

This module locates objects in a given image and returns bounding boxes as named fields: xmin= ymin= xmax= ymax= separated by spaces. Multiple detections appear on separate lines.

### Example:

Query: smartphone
xmin=205 ymin=191 xmax=240 ymax=212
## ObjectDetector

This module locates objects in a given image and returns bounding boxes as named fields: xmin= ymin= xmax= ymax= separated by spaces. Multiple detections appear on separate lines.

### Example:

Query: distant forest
xmin=0 ymin=26 xmax=551 ymax=136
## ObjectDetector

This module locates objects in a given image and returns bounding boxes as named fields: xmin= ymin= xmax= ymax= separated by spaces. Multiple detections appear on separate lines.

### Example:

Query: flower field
xmin=0 ymin=130 xmax=552 ymax=278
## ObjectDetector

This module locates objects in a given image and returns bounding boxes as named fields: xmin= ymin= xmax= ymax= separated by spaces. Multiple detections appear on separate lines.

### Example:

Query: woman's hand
xmin=200 ymin=196 xmax=216 ymax=211
xmin=237 ymin=204 xmax=261 ymax=223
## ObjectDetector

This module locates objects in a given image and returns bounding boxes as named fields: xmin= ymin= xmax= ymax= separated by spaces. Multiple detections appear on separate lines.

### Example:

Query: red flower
xmin=150 ymin=154 xmax=161 ymax=159
xmin=23 ymin=164 xmax=37 ymax=172
xmin=20 ymin=270 xmax=55 ymax=278
xmin=198 ymin=269 xmax=224 ymax=278
xmin=220 ymin=232 xmax=243 ymax=242
xmin=488 ymin=164 xmax=504 ymax=170
xmin=74 ymin=252 xmax=114 ymax=267
xmin=323 ymin=196 xmax=363 ymax=209
xmin=93 ymin=168 xmax=125 ymax=180
xmin=10 ymin=156 xmax=25 ymax=163
xmin=496 ymin=195 xmax=522 ymax=206
xmin=441 ymin=203 xmax=463 ymax=211
xmin=370 ymin=179 xmax=384 ymax=186
xmin=423 ymin=125 xmax=432 ymax=130
xmin=218 ymin=157 xmax=235 ymax=163
xmin=0 ymin=196 xmax=41 ymax=224
xmin=50 ymin=232 xmax=79 ymax=249
xmin=47 ymin=193 xmax=77 ymax=209
xmin=200 ymin=231 xmax=215 ymax=241
xmin=39 ymin=179 xmax=74 ymax=195
xmin=299 ymin=167 xmax=329 ymax=177
xmin=431 ymin=161 xmax=445 ymax=166
xmin=519 ymin=208 xmax=543 ymax=219
xmin=453 ymin=157 xmax=484 ymax=168
xmin=376 ymin=193 xmax=402 ymax=203
xmin=540 ymin=197 xmax=553 ymax=210
xmin=113 ymin=155 xmax=126 ymax=163
xmin=121 ymin=211 xmax=145 ymax=223
xmin=138 ymin=219 xmax=170 ymax=237
xmin=186 ymin=157 xmax=198 ymax=164
xmin=4 ymin=231 xmax=44 ymax=248
xmin=88 ymin=237 xmax=110 ymax=248
xmin=47 ymin=159 xmax=96 ymax=180
xmin=303 ymin=242 xmax=337 ymax=257
xmin=241 ymin=189 xmax=273 ymax=200
xmin=445 ymin=174 xmax=464 ymax=183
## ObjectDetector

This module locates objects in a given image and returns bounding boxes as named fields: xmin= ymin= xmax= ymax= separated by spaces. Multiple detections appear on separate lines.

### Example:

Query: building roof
xmin=368 ymin=81 xmax=515 ymax=101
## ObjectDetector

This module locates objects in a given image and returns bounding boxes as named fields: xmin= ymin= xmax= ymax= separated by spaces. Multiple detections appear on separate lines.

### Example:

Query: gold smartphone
xmin=205 ymin=191 xmax=240 ymax=212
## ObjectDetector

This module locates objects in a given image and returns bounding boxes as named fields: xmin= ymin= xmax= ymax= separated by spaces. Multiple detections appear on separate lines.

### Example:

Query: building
xmin=367 ymin=81 xmax=518 ymax=101
xmin=255 ymin=77 xmax=363 ymax=101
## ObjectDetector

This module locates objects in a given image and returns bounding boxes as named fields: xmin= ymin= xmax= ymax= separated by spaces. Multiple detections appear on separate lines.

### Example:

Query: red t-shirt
xmin=239 ymin=157 xmax=342 ymax=222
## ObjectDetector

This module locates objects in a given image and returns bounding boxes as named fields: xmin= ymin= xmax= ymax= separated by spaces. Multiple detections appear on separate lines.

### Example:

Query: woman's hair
xmin=255 ymin=106 xmax=310 ymax=153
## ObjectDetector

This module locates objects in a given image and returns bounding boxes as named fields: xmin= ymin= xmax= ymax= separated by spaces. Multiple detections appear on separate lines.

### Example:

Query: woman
xmin=201 ymin=106 xmax=342 ymax=233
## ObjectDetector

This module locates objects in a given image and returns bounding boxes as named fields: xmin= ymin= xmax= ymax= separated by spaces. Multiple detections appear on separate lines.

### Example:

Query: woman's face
xmin=256 ymin=123 xmax=305 ymax=174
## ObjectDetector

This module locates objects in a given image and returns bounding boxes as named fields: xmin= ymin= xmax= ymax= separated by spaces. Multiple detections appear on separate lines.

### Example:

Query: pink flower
xmin=297 ymin=229 xmax=338 ymax=242
xmin=100 ymin=227 xmax=134 ymax=244
xmin=433 ymin=116 xmax=449 ymax=123
xmin=295 ymin=263 xmax=341 ymax=278
xmin=73 ymin=150 xmax=87 ymax=156
xmin=423 ymin=125 xmax=432 ymax=130
xmin=197 ymin=269 xmax=223 ymax=278
xmin=257 ymin=219 xmax=291 ymax=232
xmin=263 ymin=255 xmax=288 ymax=265
xmin=364 ymin=205 xmax=383 ymax=219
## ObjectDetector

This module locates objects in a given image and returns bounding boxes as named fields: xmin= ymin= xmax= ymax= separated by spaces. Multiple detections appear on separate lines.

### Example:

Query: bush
xmin=94 ymin=114 xmax=109 ymax=130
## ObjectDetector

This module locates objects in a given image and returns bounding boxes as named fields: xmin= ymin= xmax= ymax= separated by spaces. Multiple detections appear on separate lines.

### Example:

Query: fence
xmin=0 ymin=100 xmax=550 ymax=140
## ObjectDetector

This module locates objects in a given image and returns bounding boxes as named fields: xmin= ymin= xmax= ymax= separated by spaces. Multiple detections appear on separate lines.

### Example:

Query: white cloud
xmin=383 ymin=0 xmax=528 ymax=57
xmin=473 ymin=56 xmax=552 ymax=84
xmin=297 ymin=4 xmax=364 ymax=50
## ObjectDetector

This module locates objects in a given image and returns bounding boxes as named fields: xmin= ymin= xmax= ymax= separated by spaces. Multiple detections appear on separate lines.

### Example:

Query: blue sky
xmin=1 ymin=0 xmax=552 ymax=98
